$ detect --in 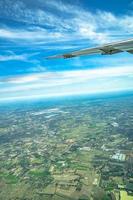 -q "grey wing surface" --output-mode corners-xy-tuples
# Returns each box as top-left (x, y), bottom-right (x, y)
(47, 38), (133, 59)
